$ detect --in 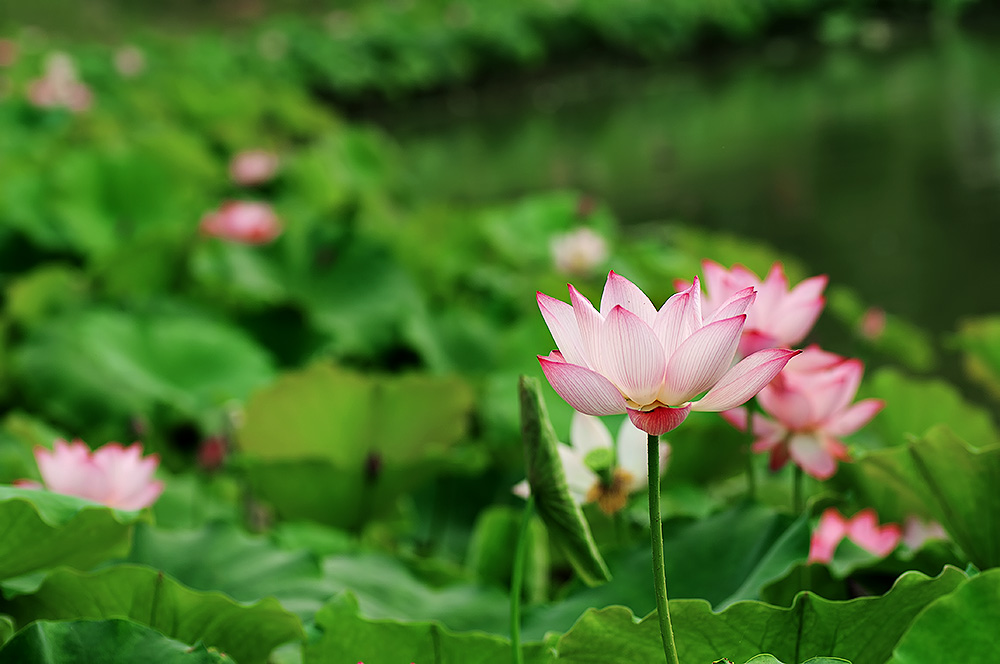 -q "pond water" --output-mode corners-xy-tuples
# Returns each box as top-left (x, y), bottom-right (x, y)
(374, 25), (1000, 337)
